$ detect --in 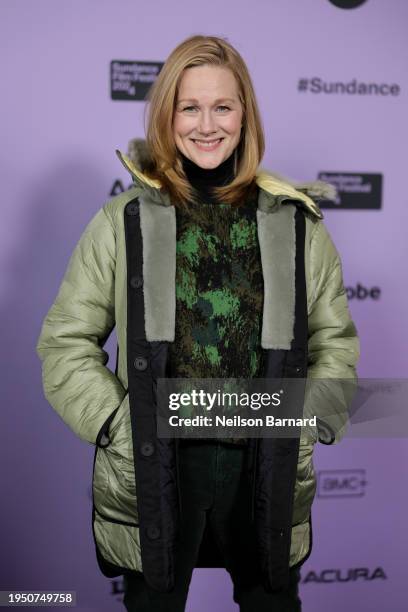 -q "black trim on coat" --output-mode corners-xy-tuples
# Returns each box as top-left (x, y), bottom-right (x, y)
(316, 418), (336, 444)
(124, 198), (179, 593)
(95, 406), (121, 448)
(247, 206), (309, 593)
